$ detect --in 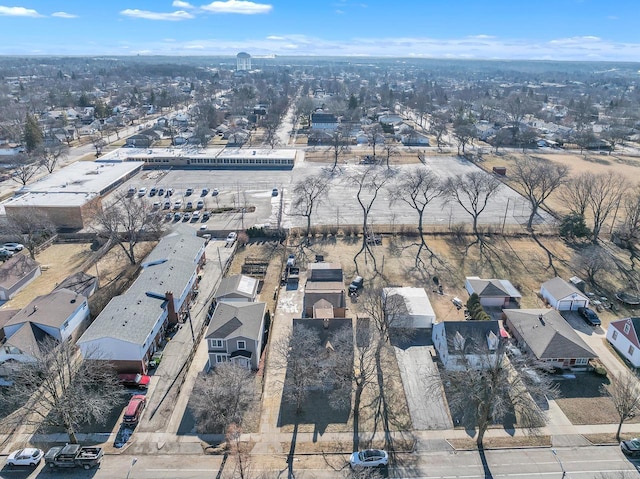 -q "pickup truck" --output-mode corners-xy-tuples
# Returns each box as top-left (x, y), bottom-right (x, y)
(44, 444), (103, 470)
